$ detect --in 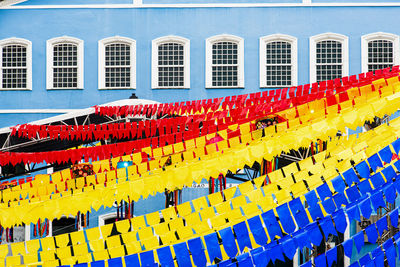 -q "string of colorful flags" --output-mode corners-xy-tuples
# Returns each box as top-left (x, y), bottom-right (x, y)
(1, 68), (400, 266)
(3, 132), (398, 266)
(1, 79), (400, 228)
(0, 104), (400, 266)
(3, 72), (400, 204)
